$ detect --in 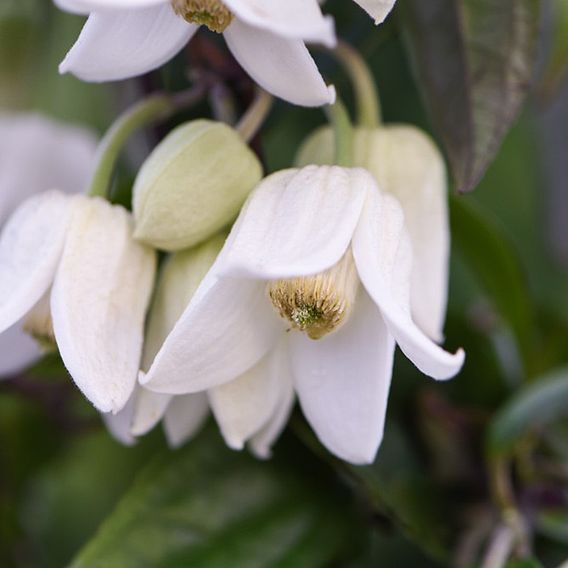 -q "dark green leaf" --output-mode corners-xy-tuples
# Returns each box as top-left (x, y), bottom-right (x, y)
(401, 0), (540, 192)
(71, 429), (355, 567)
(450, 197), (533, 374)
(505, 559), (544, 568)
(487, 367), (568, 457)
